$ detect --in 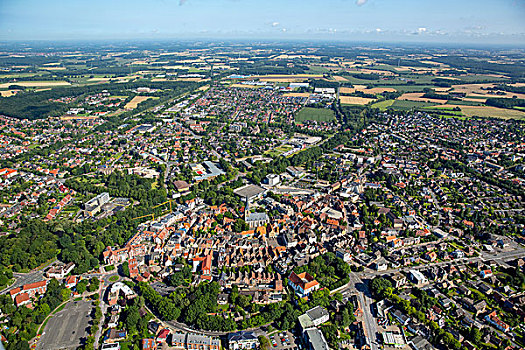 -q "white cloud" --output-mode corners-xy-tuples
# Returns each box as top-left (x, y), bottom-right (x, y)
(356, 0), (368, 6)
(417, 27), (427, 34)
(376, 28), (382, 33)
(272, 22), (280, 27)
